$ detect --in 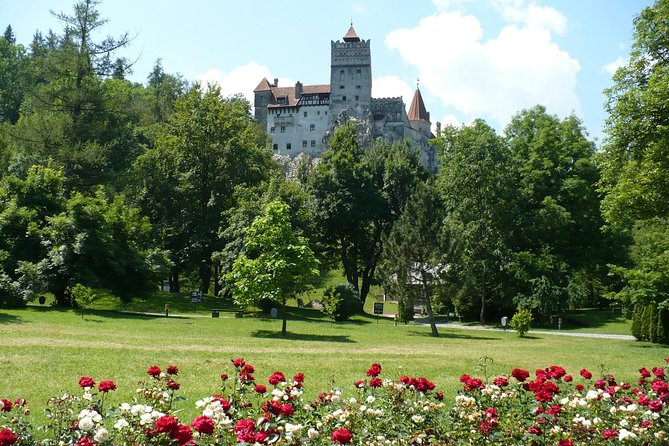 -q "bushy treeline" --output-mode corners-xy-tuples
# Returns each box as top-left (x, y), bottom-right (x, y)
(1, 0), (668, 343)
